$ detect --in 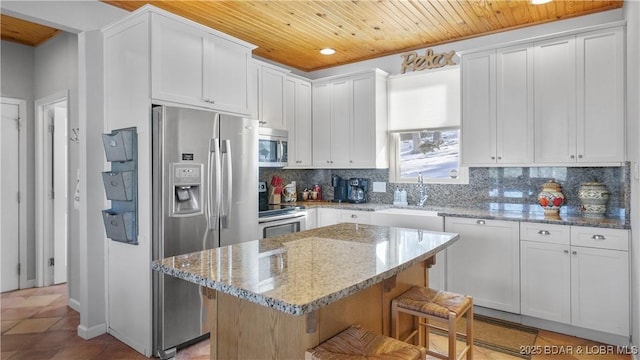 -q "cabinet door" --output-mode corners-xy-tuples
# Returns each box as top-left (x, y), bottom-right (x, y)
(295, 80), (313, 167)
(261, 67), (287, 129)
(305, 208), (317, 230)
(284, 76), (296, 160)
(208, 36), (250, 115)
(351, 74), (375, 167)
(331, 80), (352, 167)
(151, 14), (207, 106)
(520, 241), (571, 323)
(445, 218), (520, 313)
(317, 208), (340, 227)
(571, 246), (629, 336)
(312, 83), (332, 166)
(496, 44), (534, 164)
(461, 50), (496, 166)
(247, 60), (261, 119)
(576, 27), (625, 163)
(534, 36), (577, 164)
